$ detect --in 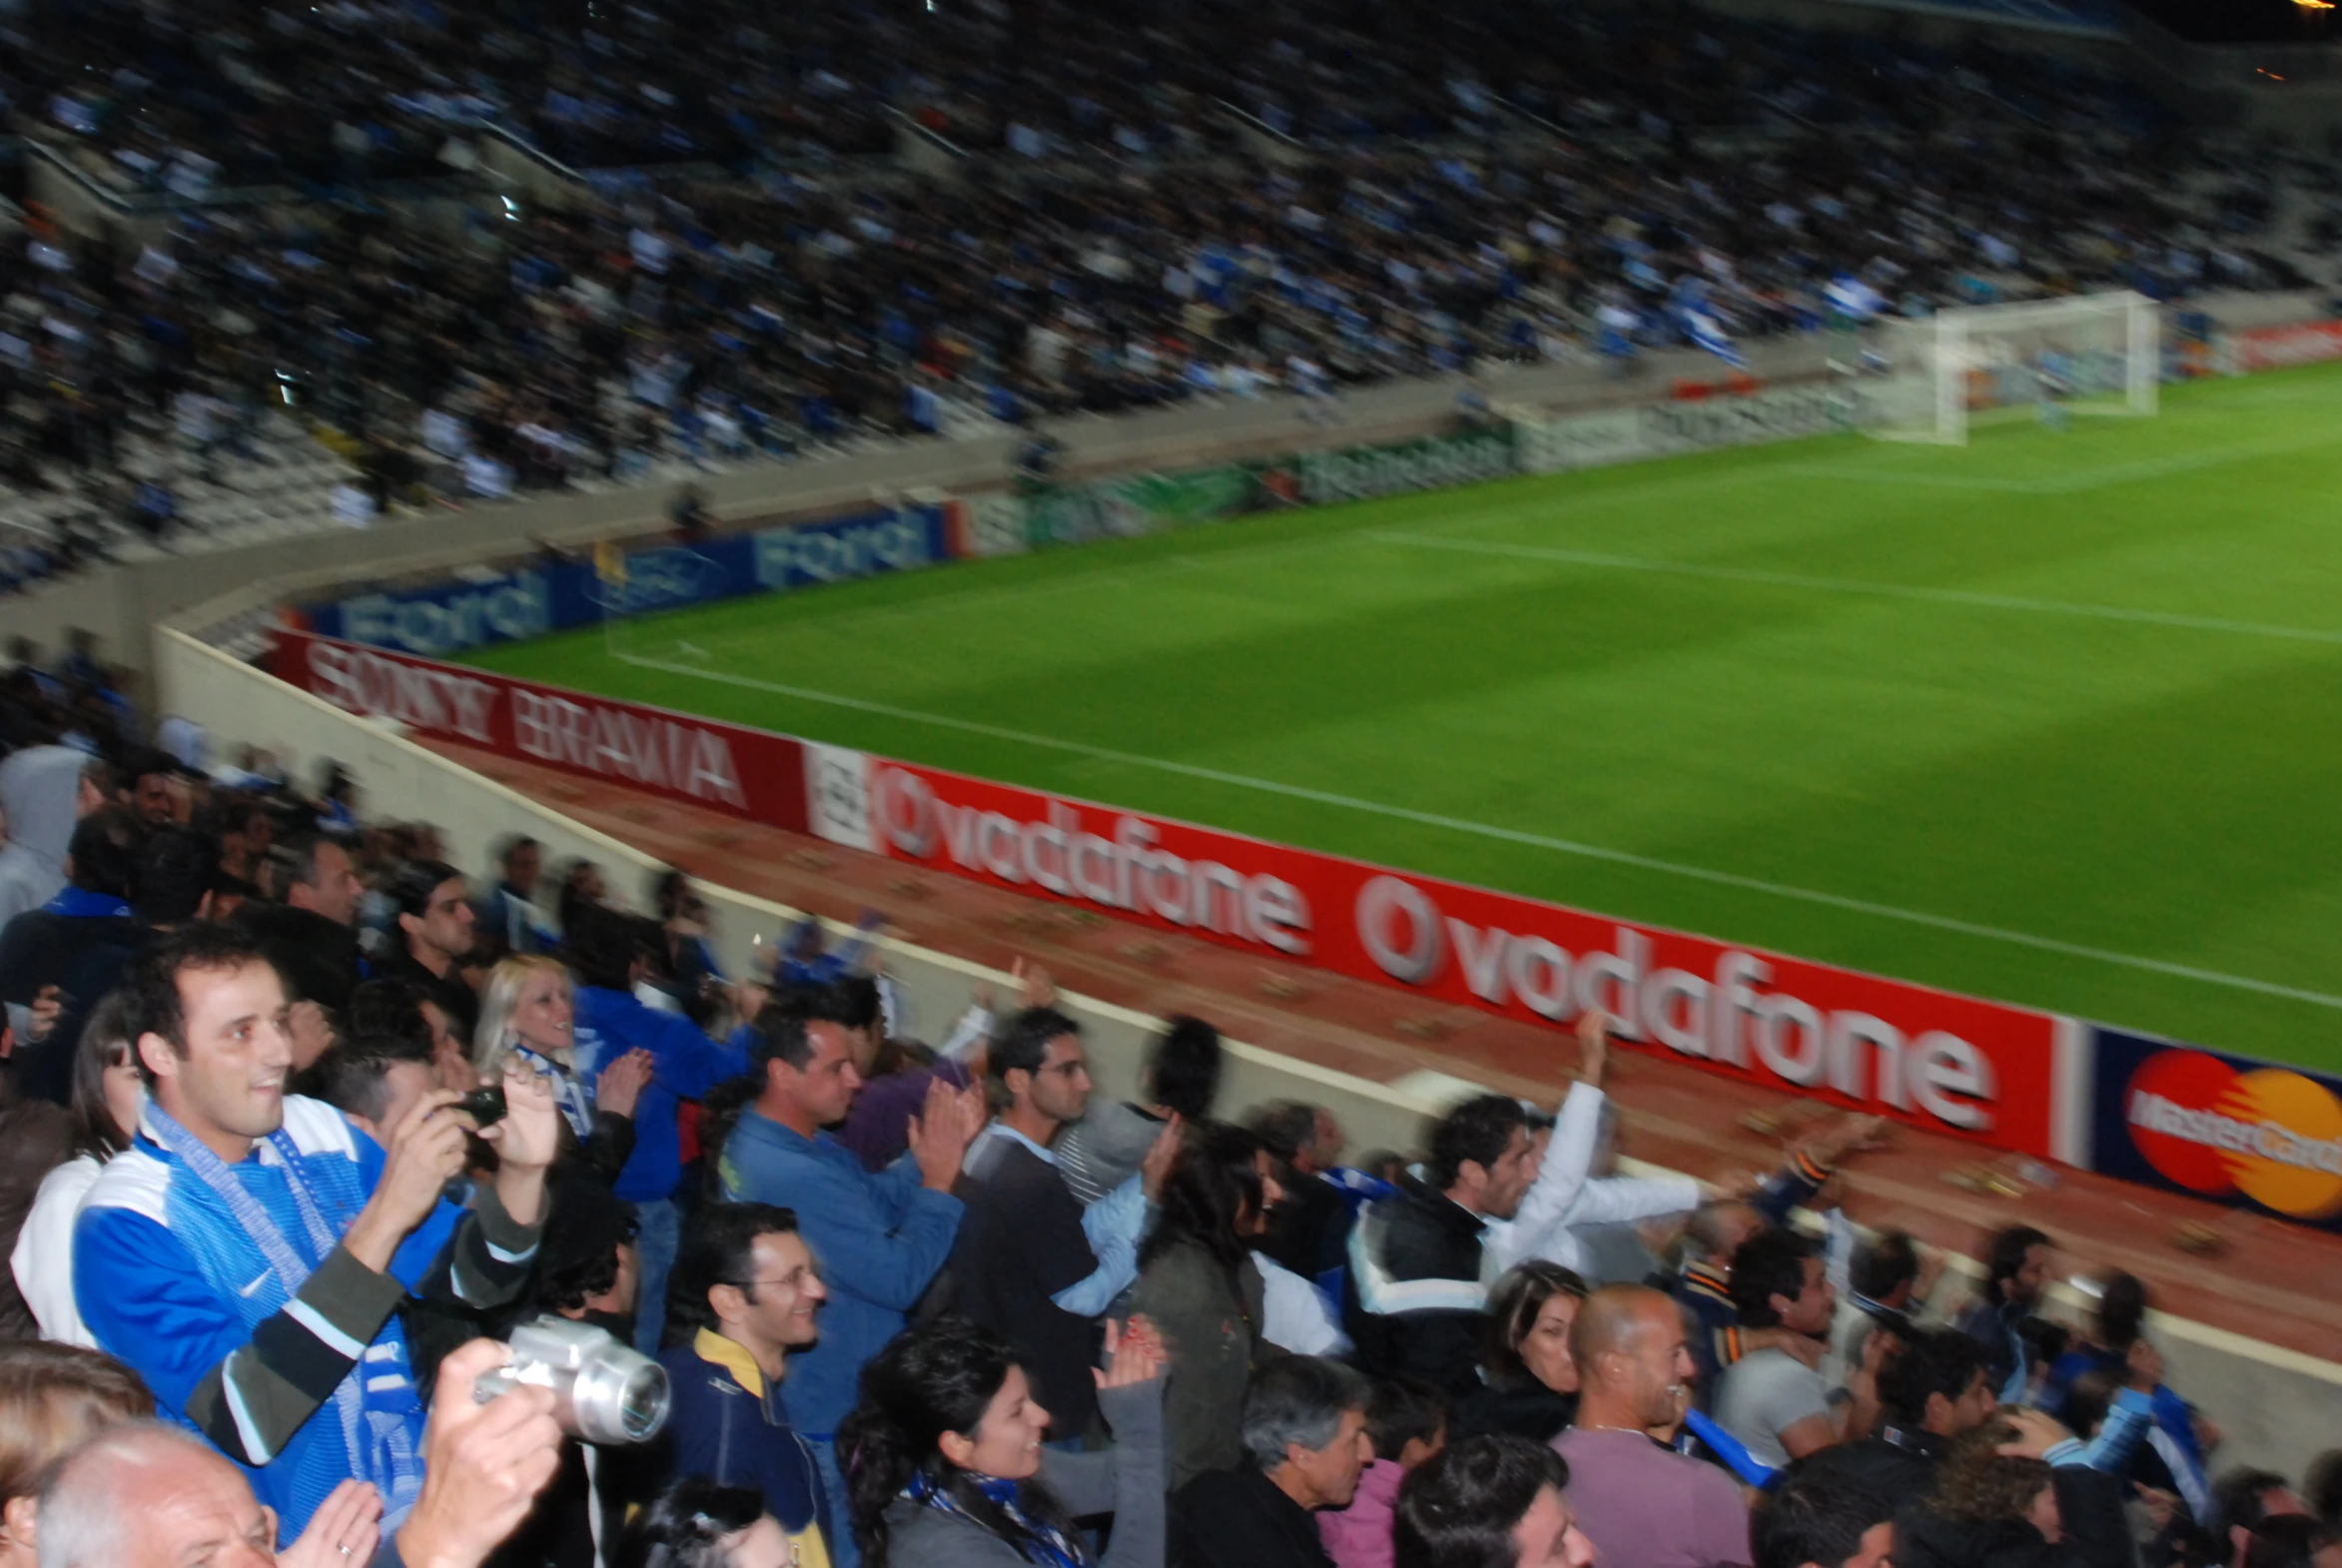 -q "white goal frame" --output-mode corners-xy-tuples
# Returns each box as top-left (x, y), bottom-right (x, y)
(1867, 291), (2159, 446)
